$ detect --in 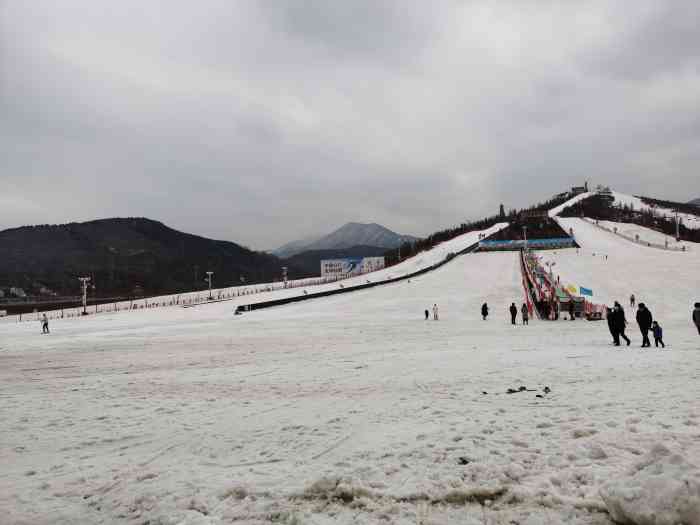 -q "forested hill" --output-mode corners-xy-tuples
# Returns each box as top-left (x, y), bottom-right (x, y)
(0, 218), (299, 297)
